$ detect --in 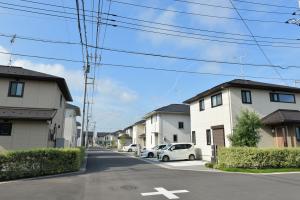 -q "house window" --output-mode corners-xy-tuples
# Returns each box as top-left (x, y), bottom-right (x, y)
(211, 93), (222, 107)
(173, 134), (178, 142)
(178, 122), (184, 129)
(151, 116), (153, 124)
(199, 99), (205, 111)
(206, 129), (211, 145)
(296, 127), (300, 142)
(241, 90), (252, 104)
(270, 93), (295, 103)
(191, 131), (196, 144)
(8, 81), (24, 97)
(0, 123), (12, 136)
